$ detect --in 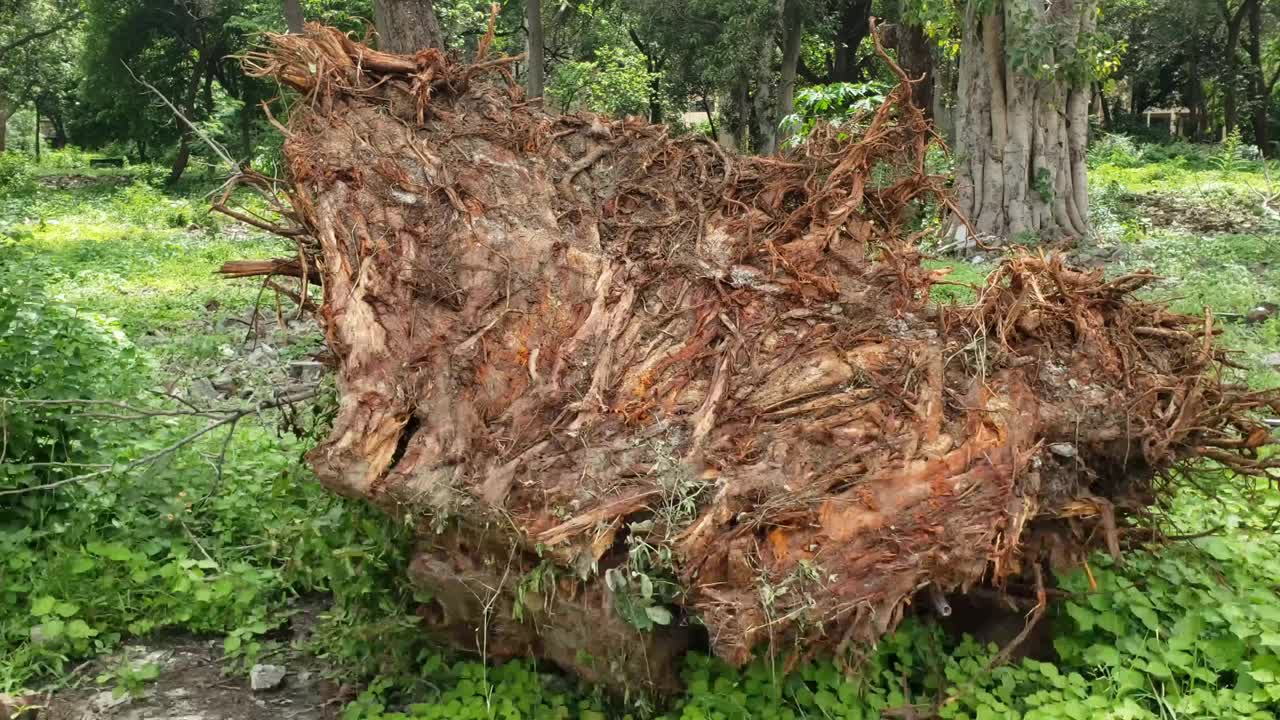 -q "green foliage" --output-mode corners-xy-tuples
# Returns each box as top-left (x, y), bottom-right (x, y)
(0, 152), (35, 195)
(95, 659), (161, 700)
(925, 259), (992, 305)
(109, 181), (217, 230)
(548, 45), (656, 118)
(0, 242), (141, 499)
(604, 534), (680, 632)
(0, 176), (374, 693)
(1033, 167), (1054, 204)
(341, 658), (610, 720)
(779, 81), (891, 146)
(1087, 133), (1145, 168)
(34, 147), (97, 170)
(1212, 130), (1257, 176)
(1046, 484), (1280, 720)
